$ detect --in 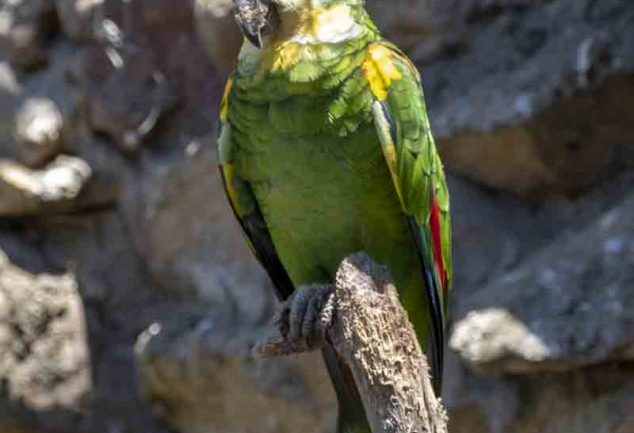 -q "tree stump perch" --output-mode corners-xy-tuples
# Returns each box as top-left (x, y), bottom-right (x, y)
(254, 252), (448, 433)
